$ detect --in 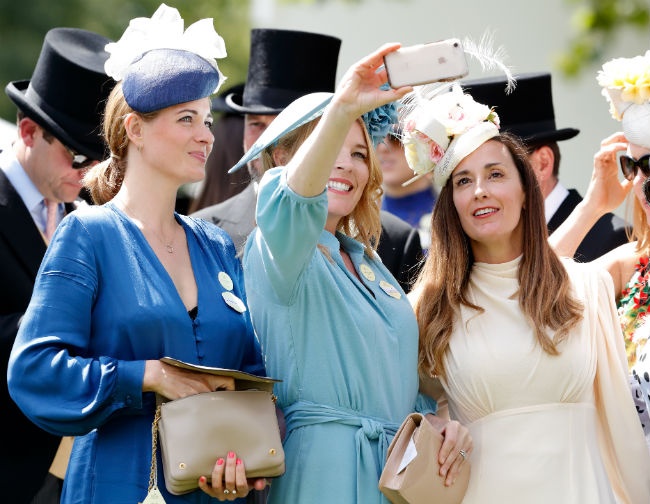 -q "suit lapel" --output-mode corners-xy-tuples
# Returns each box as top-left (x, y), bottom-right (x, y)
(0, 170), (47, 279)
(547, 189), (582, 234)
